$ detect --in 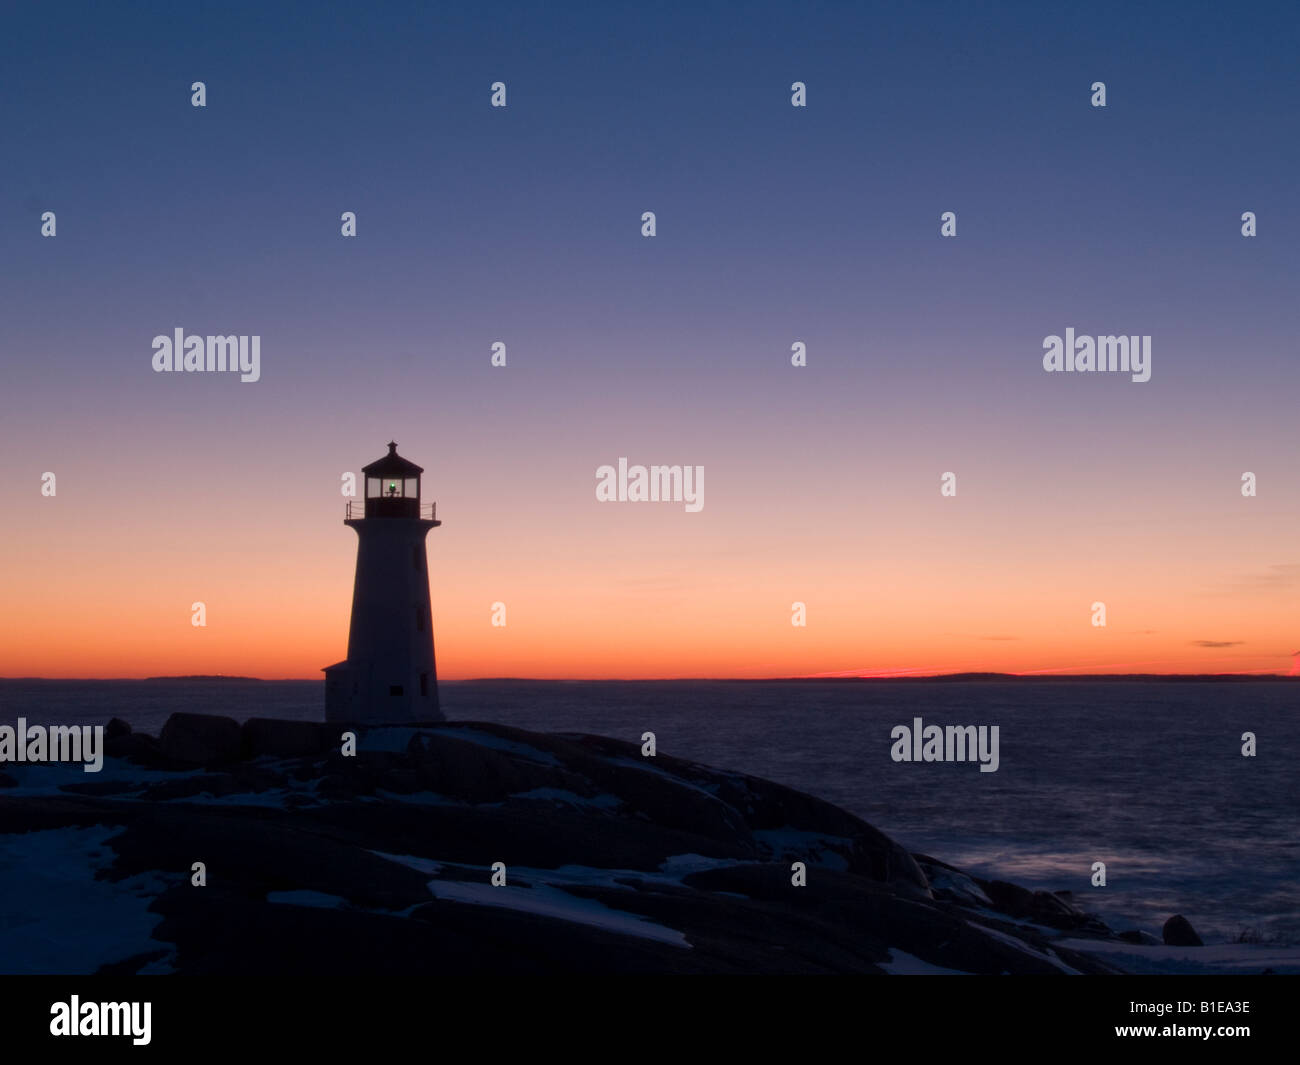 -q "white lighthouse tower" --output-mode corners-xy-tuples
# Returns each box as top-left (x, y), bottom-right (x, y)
(324, 442), (444, 724)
